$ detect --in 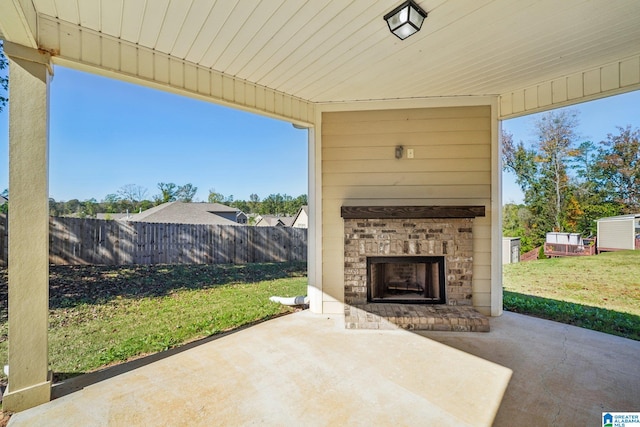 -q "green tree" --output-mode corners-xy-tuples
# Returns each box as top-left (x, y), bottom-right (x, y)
(502, 203), (536, 252)
(597, 126), (640, 212)
(260, 193), (286, 215)
(248, 193), (260, 213)
(0, 41), (8, 113)
(139, 199), (154, 211)
(81, 198), (99, 218)
(208, 189), (225, 204)
(0, 188), (8, 214)
(502, 129), (537, 194)
(502, 129), (546, 246)
(258, 193), (307, 216)
(102, 193), (122, 213)
(230, 199), (251, 214)
(533, 110), (579, 231)
(292, 194), (308, 213)
(48, 198), (60, 216)
(503, 111), (581, 245)
(156, 183), (197, 204)
(568, 140), (617, 235)
(155, 182), (178, 204)
(175, 183), (197, 202)
(65, 199), (81, 216)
